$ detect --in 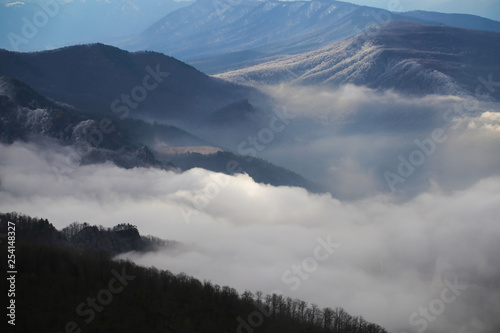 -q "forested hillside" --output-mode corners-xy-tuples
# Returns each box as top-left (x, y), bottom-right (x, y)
(0, 212), (388, 333)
